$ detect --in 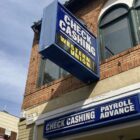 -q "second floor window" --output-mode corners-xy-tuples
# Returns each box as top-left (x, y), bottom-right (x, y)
(99, 5), (134, 60)
(37, 59), (69, 87)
